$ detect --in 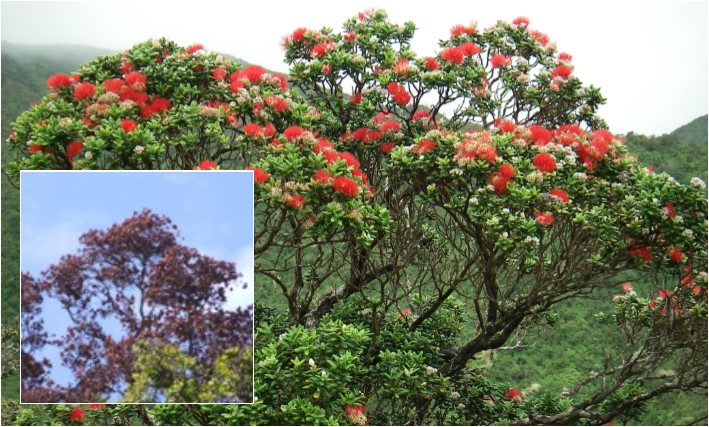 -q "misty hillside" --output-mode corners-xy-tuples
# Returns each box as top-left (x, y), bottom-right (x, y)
(671, 114), (708, 145)
(625, 115), (708, 185)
